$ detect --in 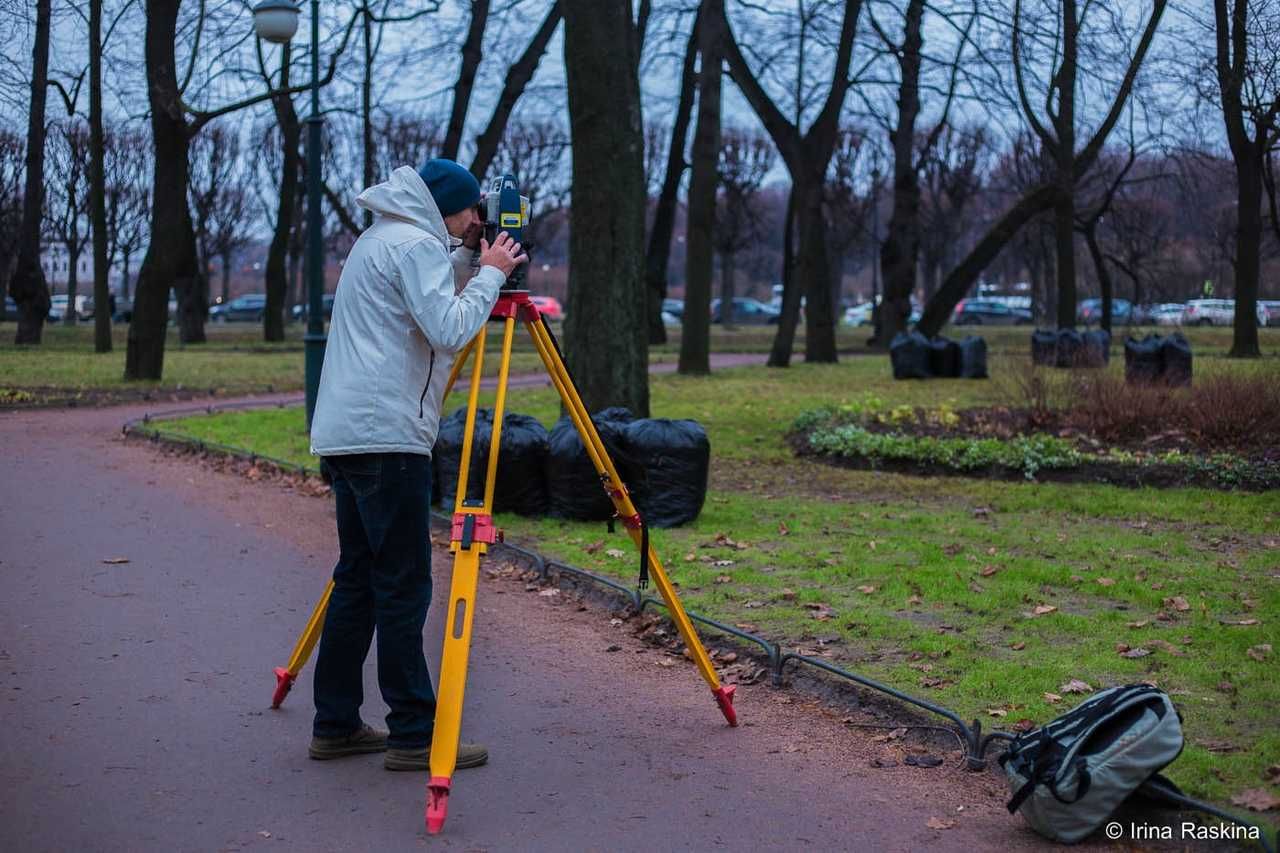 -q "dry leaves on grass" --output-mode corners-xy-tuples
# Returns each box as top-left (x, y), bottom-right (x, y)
(1247, 644), (1272, 662)
(1231, 788), (1280, 812)
(1043, 692), (1063, 704)
(714, 575), (733, 584)
(980, 565), (1000, 577)
(1220, 618), (1261, 626)
(1116, 645), (1151, 659)
(1027, 604), (1058, 617)
(1011, 641), (1026, 651)
(1060, 679), (1093, 694)
(857, 585), (877, 594)
(1096, 577), (1116, 587)
(604, 548), (626, 559)
(1164, 595), (1192, 612)
(778, 521), (790, 536)
(583, 540), (604, 554)
(805, 602), (835, 621)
